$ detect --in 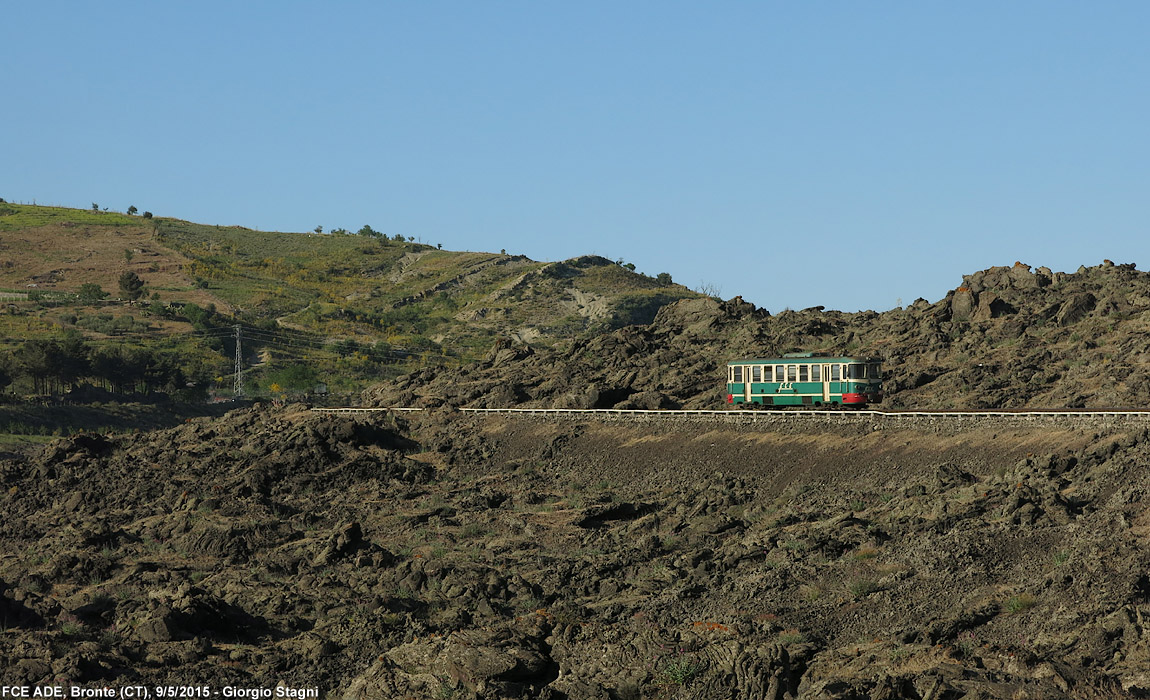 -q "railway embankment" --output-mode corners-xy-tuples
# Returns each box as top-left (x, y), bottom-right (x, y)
(437, 410), (1105, 488)
(2, 403), (1149, 697)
